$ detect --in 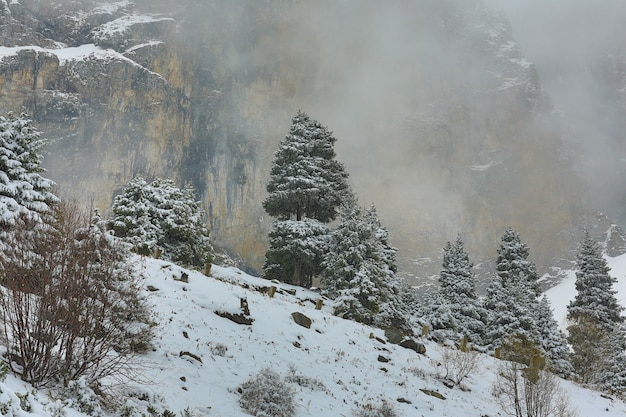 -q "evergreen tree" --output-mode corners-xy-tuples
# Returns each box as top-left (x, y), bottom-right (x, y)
(109, 176), (213, 268)
(483, 229), (549, 352)
(566, 231), (626, 392)
(535, 296), (574, 377)
(322, 204), (400, 327)
(0, 113), (58, 261)
(426, 236), (486, 345)
(263, 111), (350, 286)
(263, 218), (329, 286)
(567, 231), (624, 327)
